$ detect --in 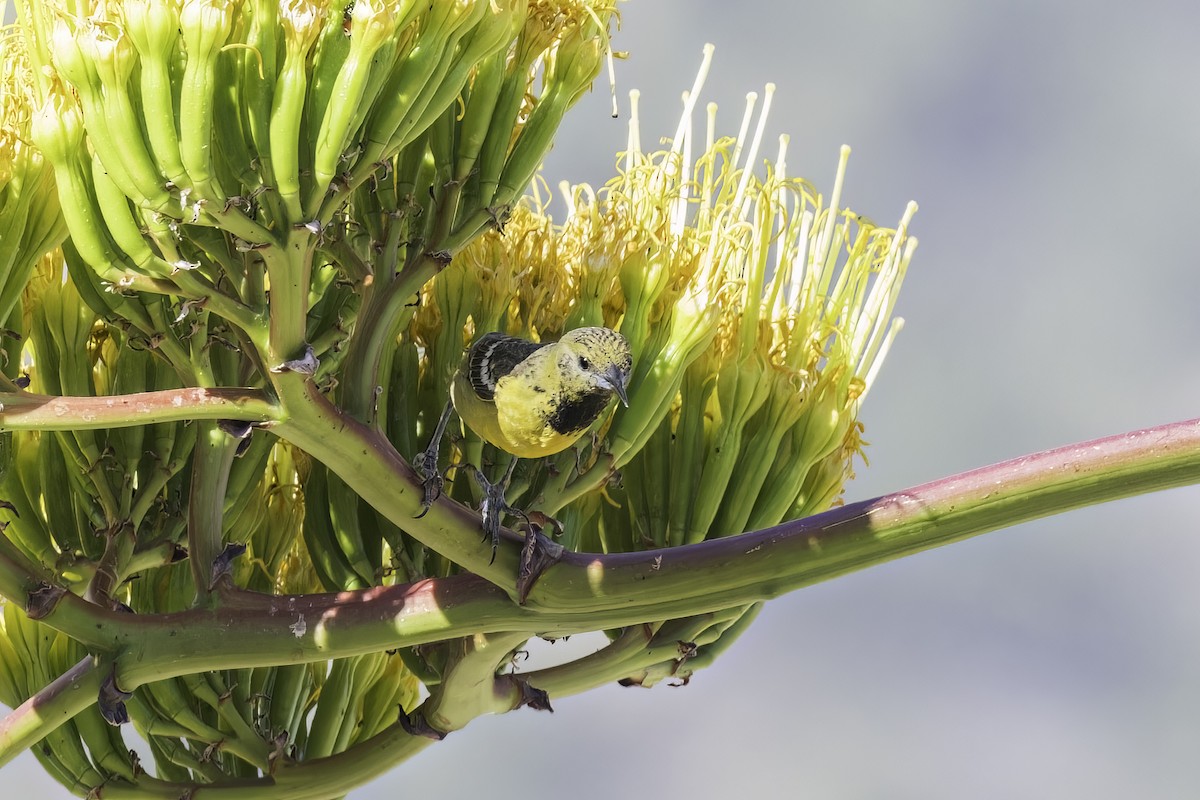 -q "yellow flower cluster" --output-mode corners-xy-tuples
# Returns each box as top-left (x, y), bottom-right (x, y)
(0, 21), (66, 336)
(403, 47), (917, 553)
